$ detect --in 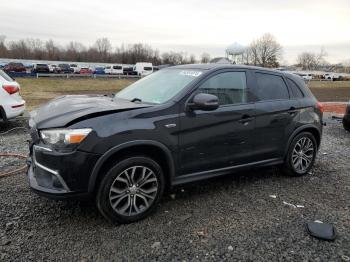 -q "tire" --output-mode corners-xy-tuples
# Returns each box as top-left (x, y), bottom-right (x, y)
(343, 117), (350, 132)
(283, 132), (317, 176)
(96, 156), (165, 224)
